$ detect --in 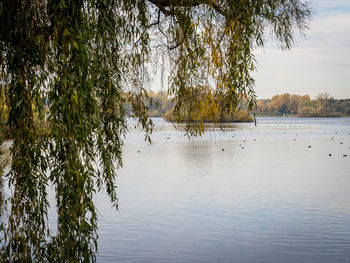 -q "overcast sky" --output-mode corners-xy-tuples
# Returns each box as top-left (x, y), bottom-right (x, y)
(150, 0), (350, 99)
(253, 0), (350, 99)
